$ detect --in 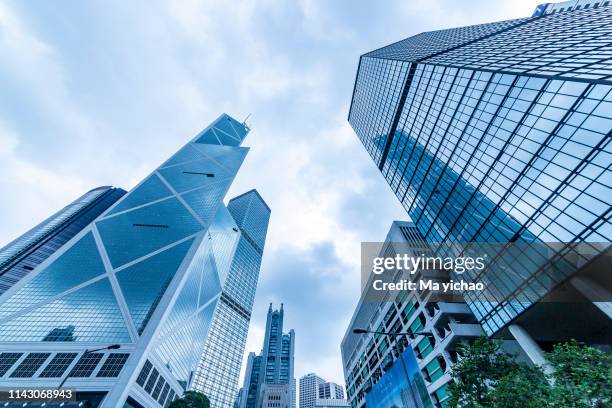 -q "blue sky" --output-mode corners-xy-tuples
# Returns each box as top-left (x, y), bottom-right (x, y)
(0, 0), (538, 386)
